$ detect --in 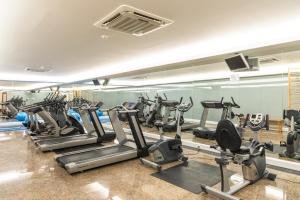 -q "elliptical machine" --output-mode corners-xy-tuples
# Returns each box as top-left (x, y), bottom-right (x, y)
(201, 113), (276, 200)
(142, 94), (163, 127)
(279, 109), (300, 160)
(154, 94), (183, 134)
(141, 93), (180, 128)
(121, 95), (150, 123)
(140, 97), (193, 171)
(162, 97), (193, 132)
